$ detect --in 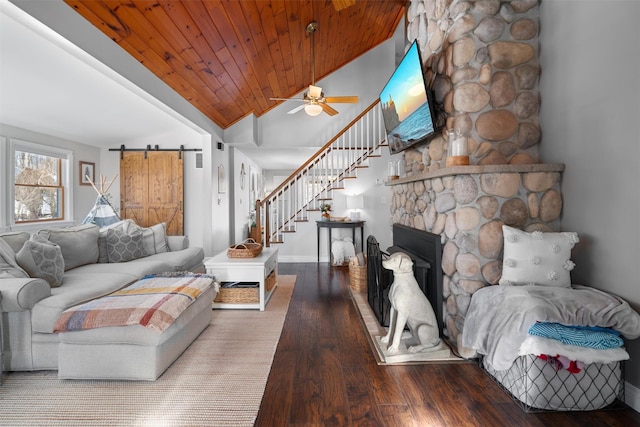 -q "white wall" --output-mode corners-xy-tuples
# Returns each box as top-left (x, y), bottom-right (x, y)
(258, 39), (398, 150)
(275, 149), (394, 263)
(0, 124), (100, 230)
(231, 148), (262, 244)
(539, 0), (640, 392)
